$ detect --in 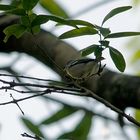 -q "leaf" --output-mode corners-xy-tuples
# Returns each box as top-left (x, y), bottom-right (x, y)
(58, 113), (93, 140)
(59, 19), (95, 28)
(40, 106), (77, 125)
(99, 27), (111, 37)
(32, 15), (93, 28)
(31, 15), (49, 26)
(99, 40), (110, 47)
(39, 0), (69, 18)
(21, 16), (30, 27)
(31, 25), (40, 34)
(3, 24), (27, 42)
(135, 109), (140, 139)
(109, 47), (126, 72)
(59, 27), (98, 39)
(22, 0), (39, 10)
(80, 45), (99, 57)
(0, 4), (15, 11)
(21, 117), (45, 138)
(32, 15), (68, 27)
(105, 32), (140, 38)
(102, 6), (132, 25)
(6, 8), (26, 15)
